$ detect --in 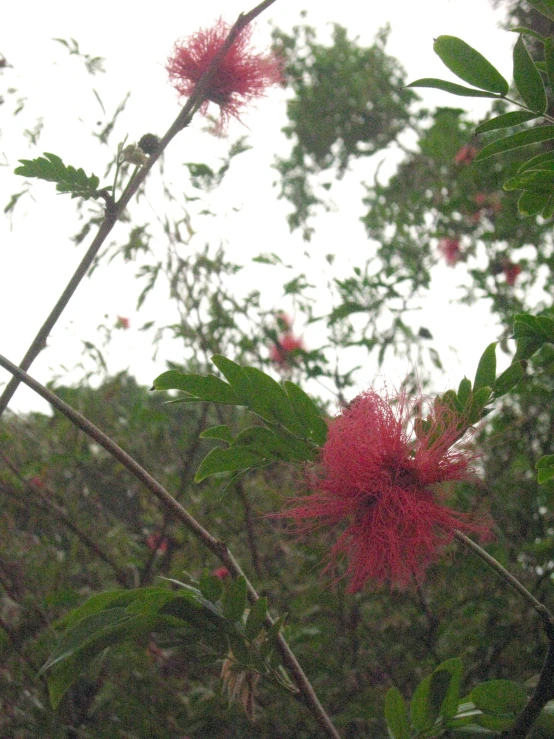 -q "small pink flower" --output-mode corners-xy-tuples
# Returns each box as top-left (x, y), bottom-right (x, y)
(438, 238), (462, 266)
(502, 261), (522, 285)
(281, 390), (491, 591)
(474, 193), (487, 207)
(213, 566), (230, 579)
(167, 18), (281, 130)
(455, 144), (477, 165)
(116, 316), (130, 330)
(270, 333), (305, 366)
(146, 533), (168, 554)
(29, 476), (44, 489)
